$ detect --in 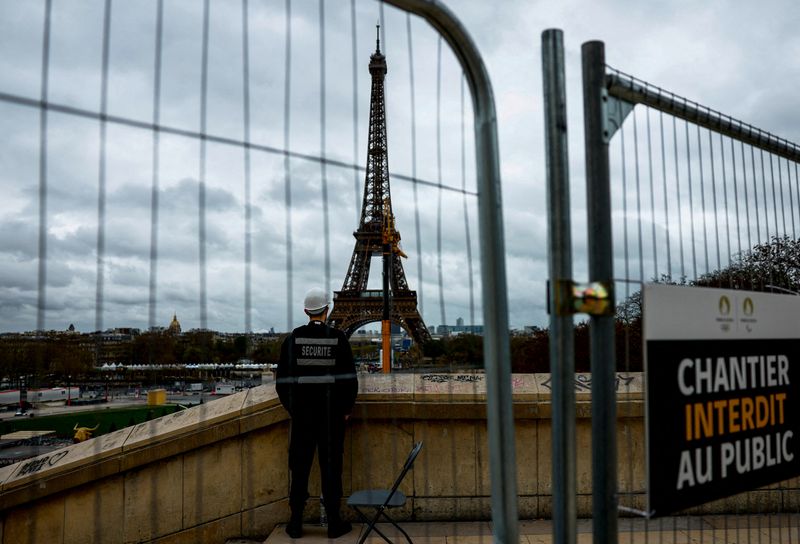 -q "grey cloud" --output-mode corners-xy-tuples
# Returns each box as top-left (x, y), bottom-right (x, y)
(0, 260), (40, 291)
(2, 1), (800, 331)
(0, 219), (39, 260)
